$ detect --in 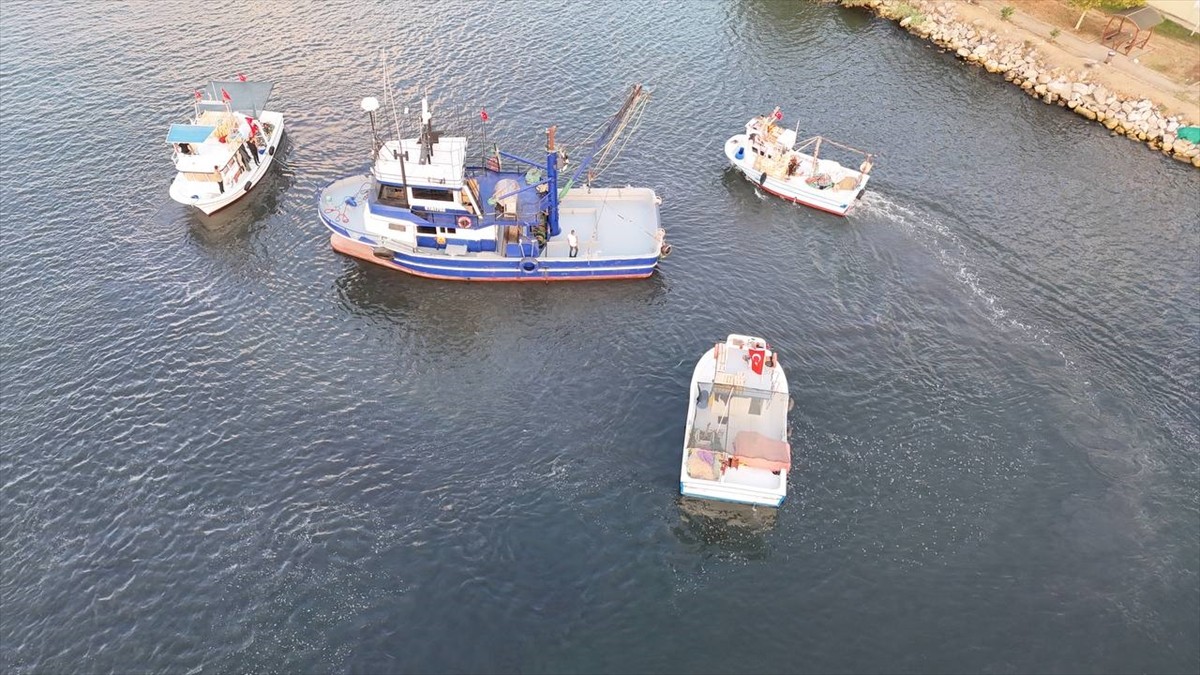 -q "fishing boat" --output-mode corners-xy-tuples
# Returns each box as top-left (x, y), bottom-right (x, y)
(166, 78), (284, 214)
(724, 108), (874, 216)
(680, 334), (791, 507)
(318, 85), (670, 281)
